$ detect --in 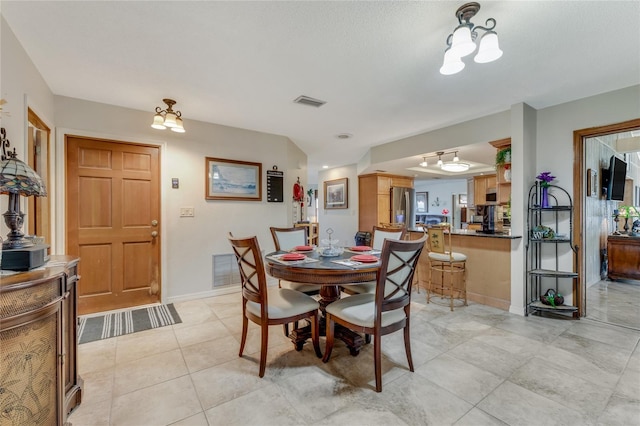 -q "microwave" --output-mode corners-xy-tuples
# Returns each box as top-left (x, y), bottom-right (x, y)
(486, 188), (497, 203)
